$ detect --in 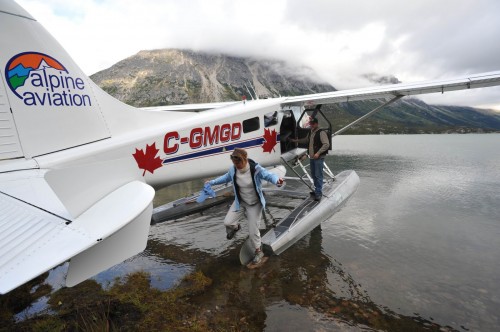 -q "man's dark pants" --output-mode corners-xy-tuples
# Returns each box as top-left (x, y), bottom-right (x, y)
(310, 158), (324, 197)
